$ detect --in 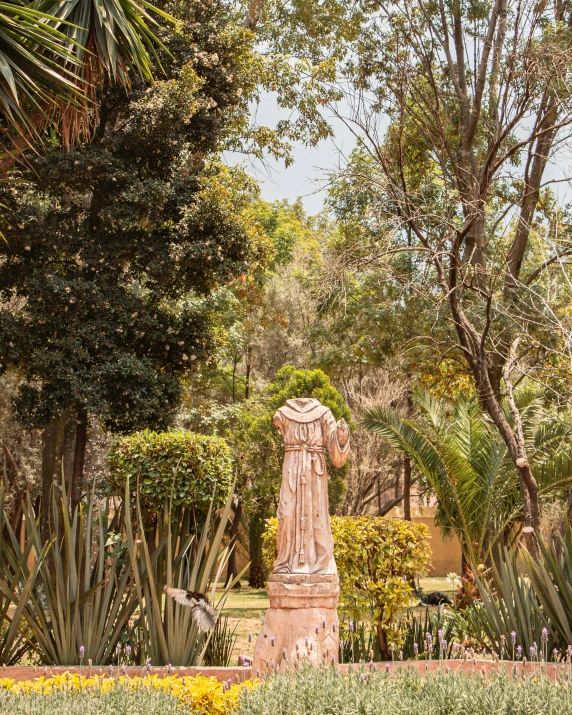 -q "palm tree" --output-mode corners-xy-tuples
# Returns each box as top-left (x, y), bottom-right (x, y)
(362, 389), (572, 567)
(0, 0), (168, 143)
(0, 2), (80, 137)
